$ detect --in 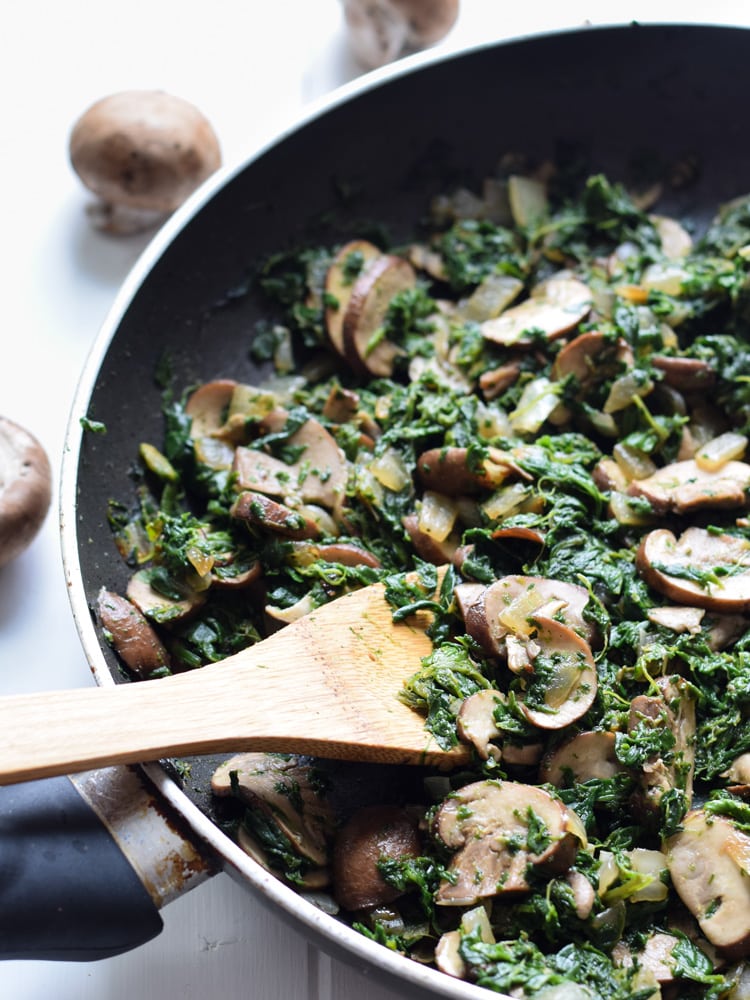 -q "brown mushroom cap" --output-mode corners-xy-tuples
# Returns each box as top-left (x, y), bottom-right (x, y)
(636, 526), (750, 612)
(341, 253), (416, 377)
(433, 779), (580, 905)
(0, 416), (52, 568)
(666, 808), (750, 958)
(332, 804), (421, 912)
(69, 89), (221, 216)
(342, 0), (459, 70)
